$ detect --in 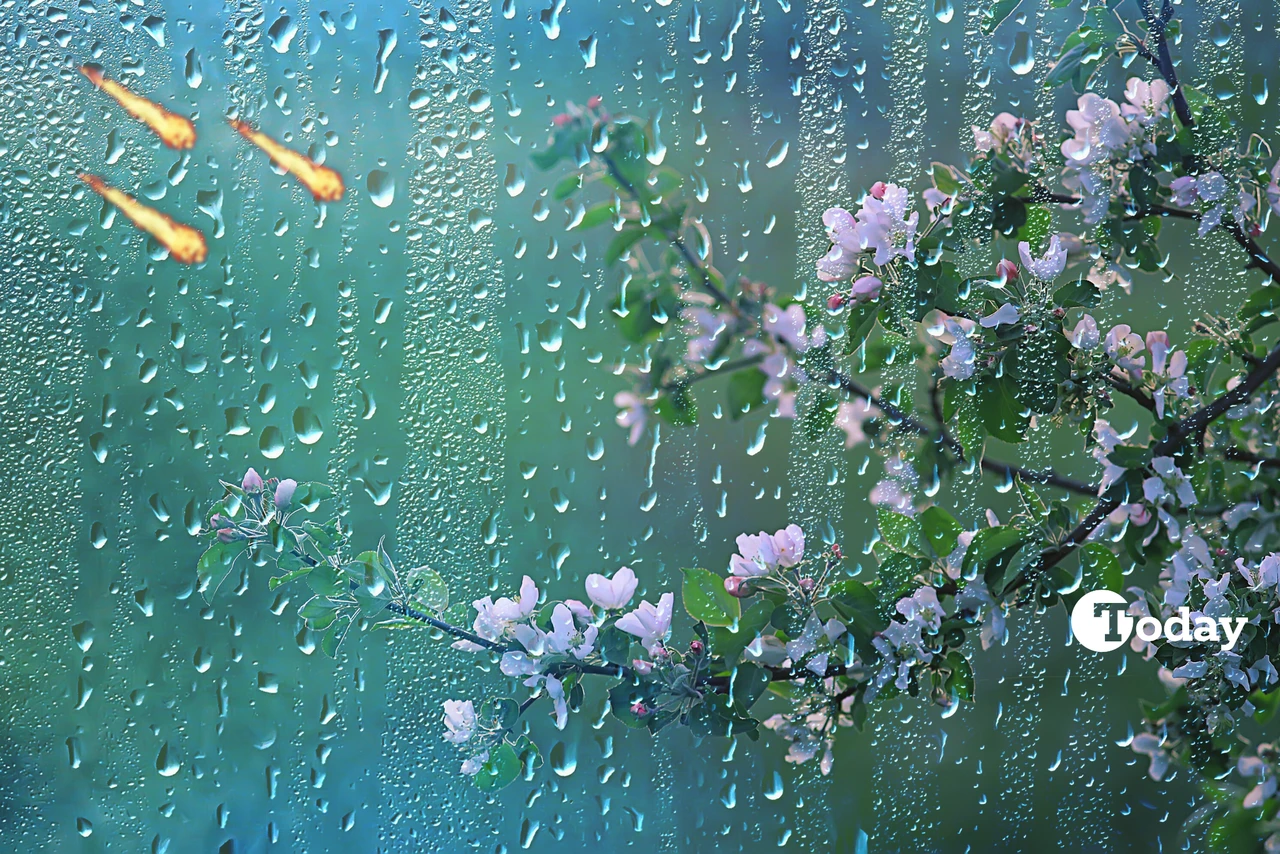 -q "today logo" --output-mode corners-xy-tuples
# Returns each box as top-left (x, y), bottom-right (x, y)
(1070, 589), (1248, 654)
